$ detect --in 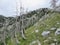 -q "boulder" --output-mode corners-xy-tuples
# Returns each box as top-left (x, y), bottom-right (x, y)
(57, 22), (60, 24)
(55, 28), (60, 35)
(44, 39), (48, 43)
(50, 27), (57, 31)
(41, 31), (50, 37)
(30, 40), (41, 45)
(35, 30), (39, 33)
(56, 21), (60, 24)
(50, 43), (55, 45)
